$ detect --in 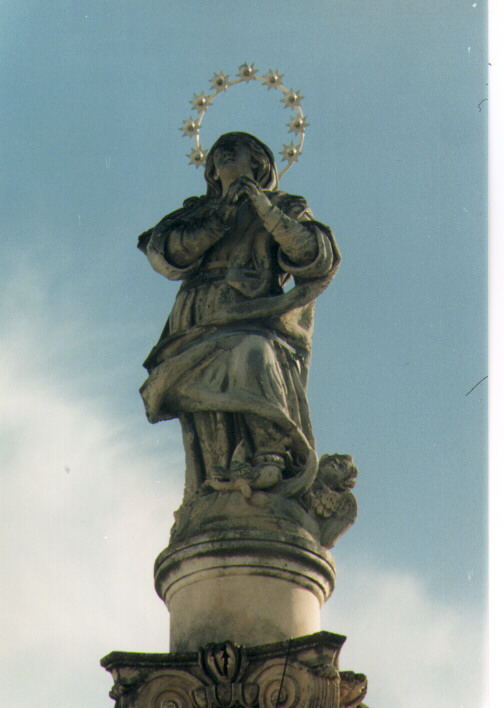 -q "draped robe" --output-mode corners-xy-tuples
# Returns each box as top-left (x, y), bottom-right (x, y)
(138, 190), (340, 493)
